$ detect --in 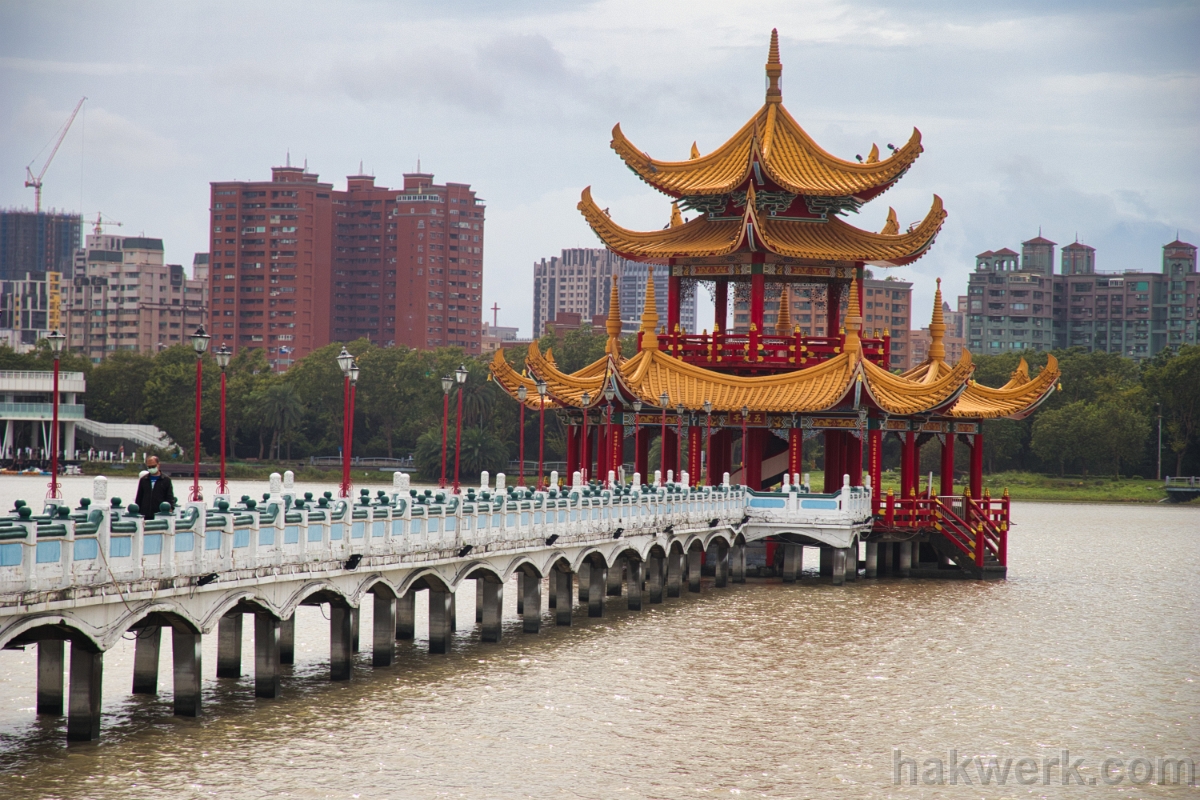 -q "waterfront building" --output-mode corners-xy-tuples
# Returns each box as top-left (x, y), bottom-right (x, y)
(64, 234), (208, 362)
(0, 368), (84, 461)
(0, 270), (61, 351)
(492, 29), (1058, 515)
